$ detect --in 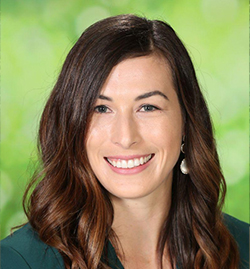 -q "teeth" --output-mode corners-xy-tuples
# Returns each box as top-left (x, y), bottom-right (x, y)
(121, 160), (127, 168)
(127, 160), (134, 168)
(134, 158), (140, 167)
(107, 154), (152, 169)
